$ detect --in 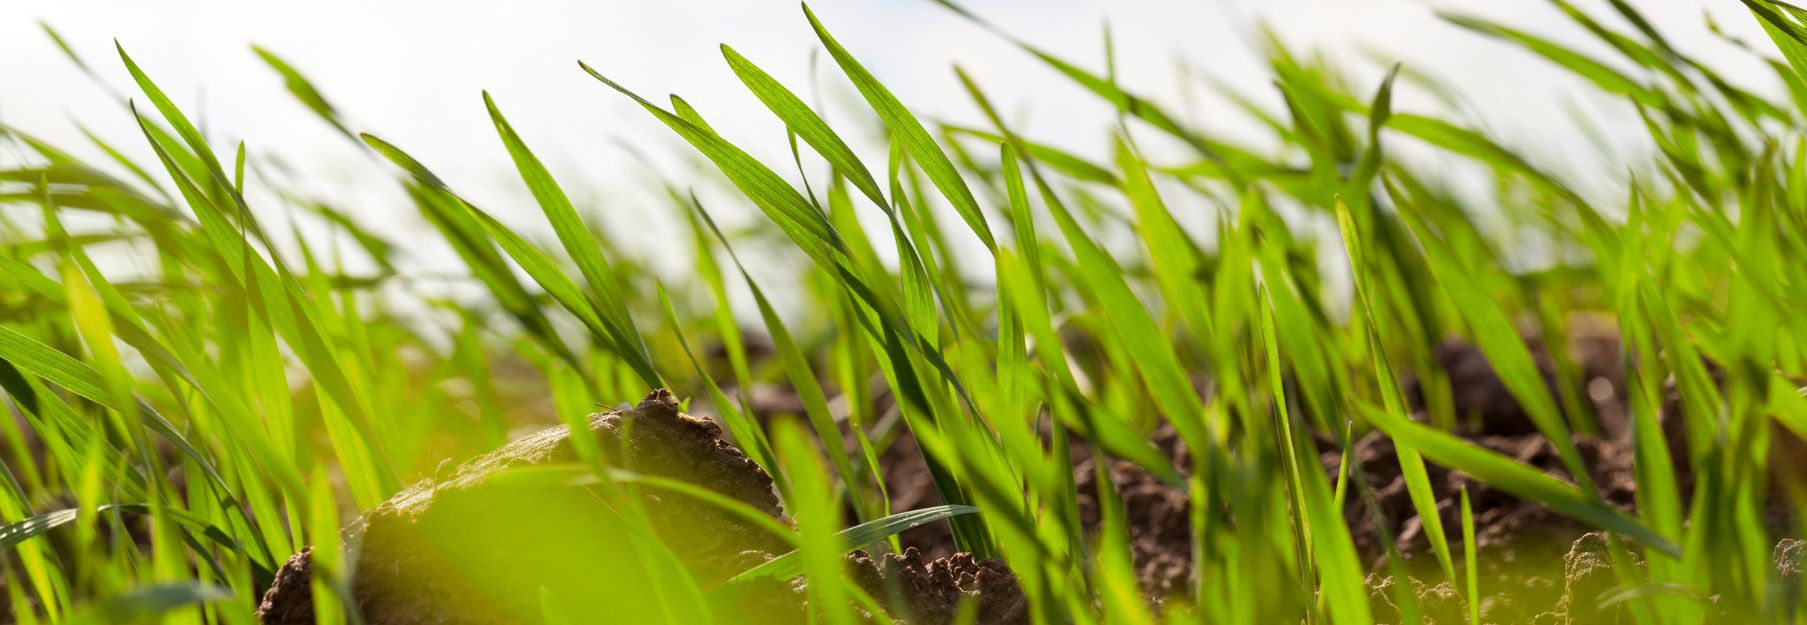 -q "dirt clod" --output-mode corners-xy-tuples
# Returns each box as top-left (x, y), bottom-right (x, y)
(259, 390), (792, 624)
(258, 390), (1022, 624)
(258, 549), (316, 625)
(849, 547), (1029, 625)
